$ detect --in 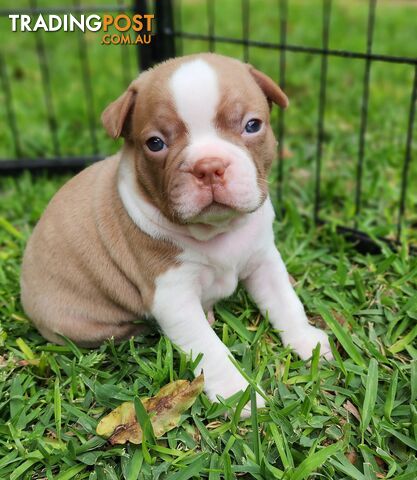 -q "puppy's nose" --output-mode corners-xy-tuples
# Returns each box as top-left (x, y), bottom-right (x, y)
(192, 158), (227, 185)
